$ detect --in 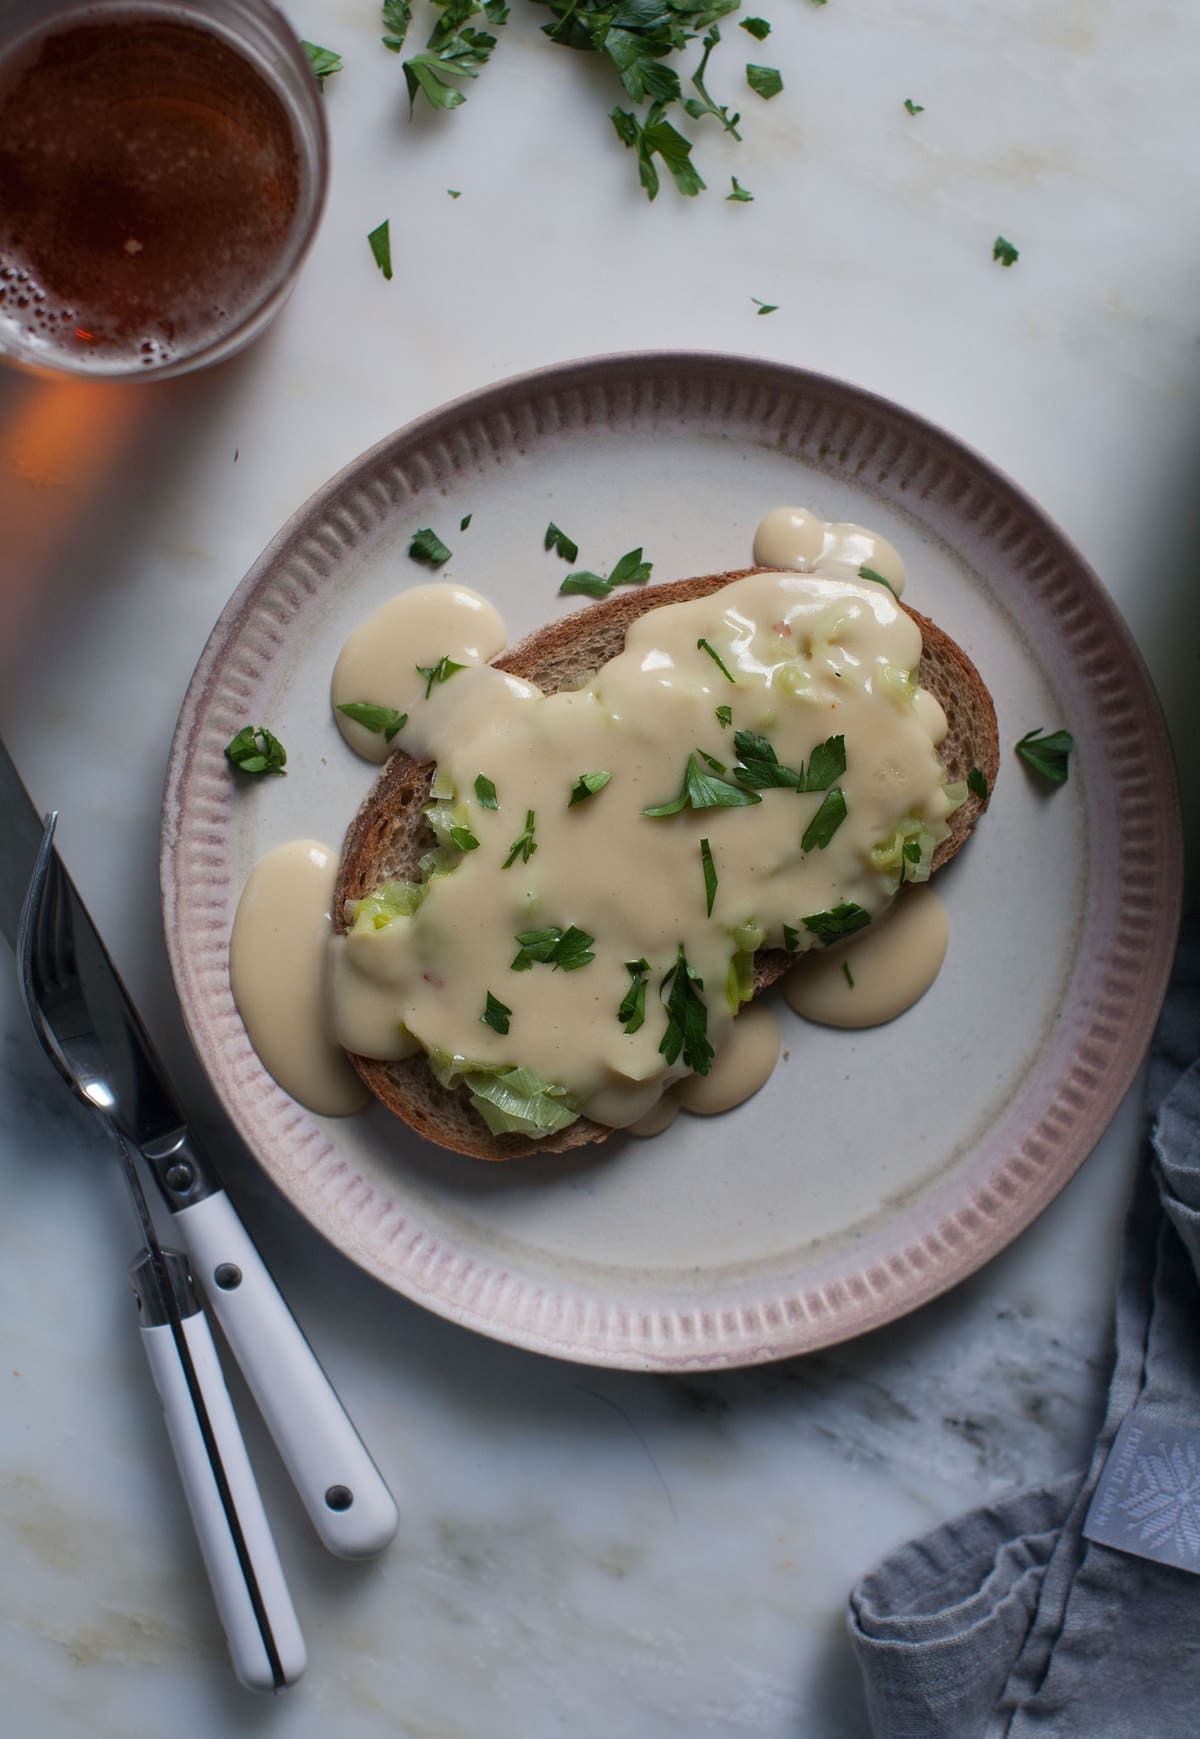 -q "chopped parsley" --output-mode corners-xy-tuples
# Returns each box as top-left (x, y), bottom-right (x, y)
(415, 654), (466, 698)
(803, 904), (871, 945)
(740, 17), (771, 40)
(618, 958), (650, 1033)
(782, 924), (800, 952)
(1015, 727), (1073, 785)
(460, 512), (472, 530)
(751, 297), (779, 315)
(993, 235), (1019, 268)
(659, 945), (713, 1075)
(449, 824), (479, 851)
(381, 0), (414, 54)
(502, 808), (537, 867)
(801, 788), (847, 852)
(398, 1), (507, 114)
(898, 837), (923, 885)
(858, 563), (900, 599)
(481, 991), (512, 1034)
(544, 521), (579, 563)
(967, 766), (988, 800)
(336, 701), (407, 741)
(302, 41), (343, 84)
(611, 103), (705, 202)
(802, 734), (847, 792)
(727, 176), (754, 202)
(560, 546), (652, 599)
(367, 219), (393, 281)
(842, 960), (855, 988)
(448, 188), (462, 197)
(746, 64), (783, 100)
(715, 704), (733, 729)
(569, 770), (612, 806)
(696, 747), (726, 773)
(904, 98), (924, 115)
(700, 837), (718, 915)
(409, 527), (452, 567)
(683, 25), (743, 141)
(644, 754), (763, 817)
(225, 725), (286, 777)
(732, 729), (803, 790)
(511, 924), (596, 971)
(474, 773), (499, 808)
(697, 637), (736, 683)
